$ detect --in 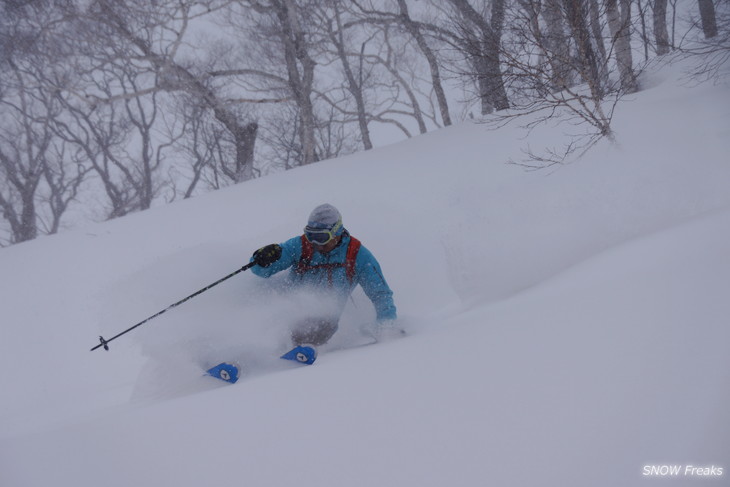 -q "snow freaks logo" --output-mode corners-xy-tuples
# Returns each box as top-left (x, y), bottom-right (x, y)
(642, 465), (724, 478)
